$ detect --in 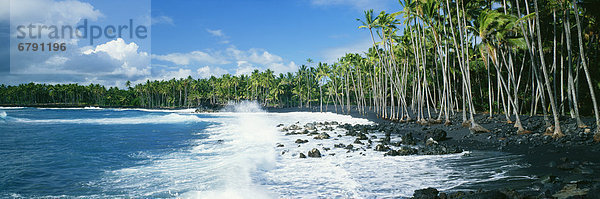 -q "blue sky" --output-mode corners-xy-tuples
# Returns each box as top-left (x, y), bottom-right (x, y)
(0, 0), (401, 87)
